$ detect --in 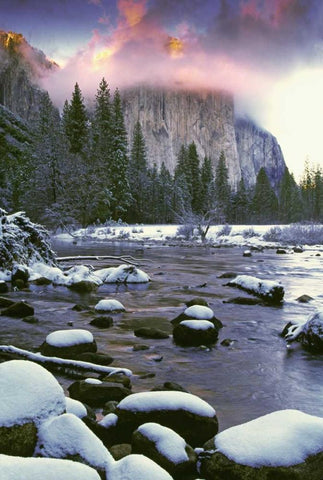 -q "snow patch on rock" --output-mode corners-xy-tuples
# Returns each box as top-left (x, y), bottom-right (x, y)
(106, 453), (173, 480)
(183, 305), (214, 320)
(95, 264), (150, 283)
(65, 397), (87, 419)
(46, 329), (94, 347)
(94, 299), (125, 312)
(180, 320), (215, 330)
